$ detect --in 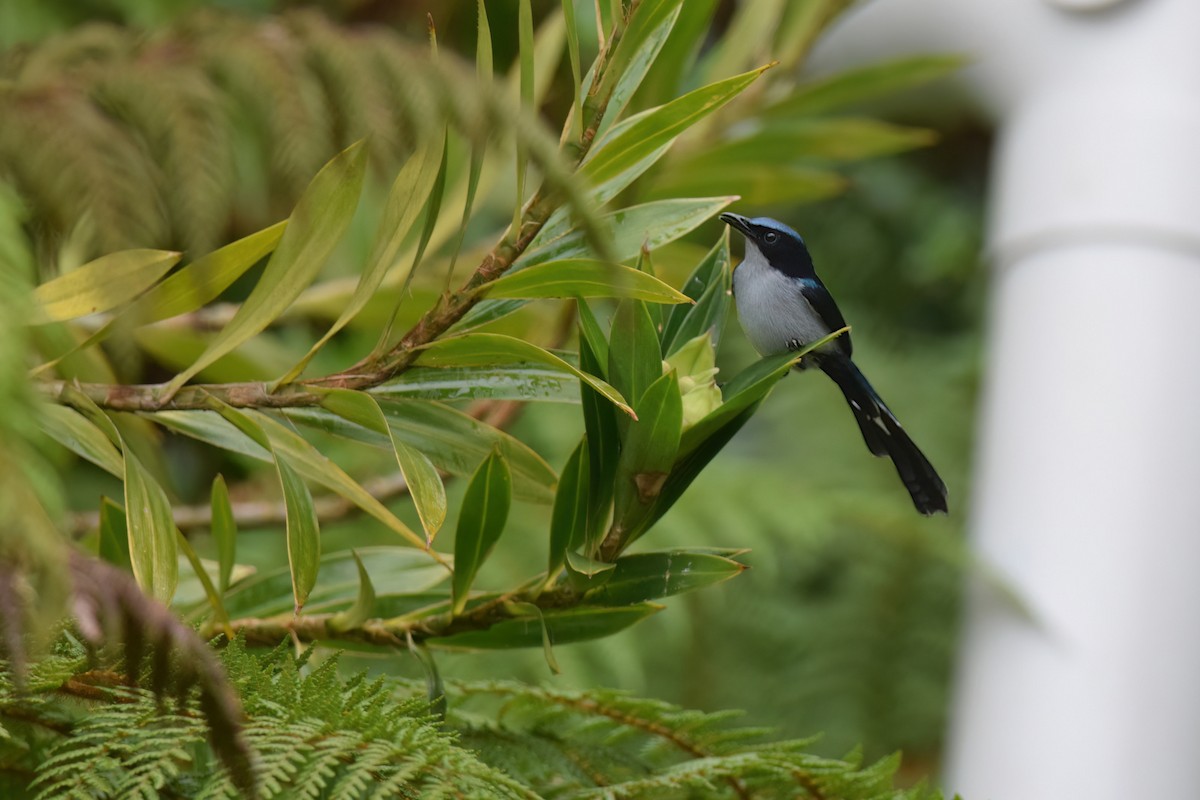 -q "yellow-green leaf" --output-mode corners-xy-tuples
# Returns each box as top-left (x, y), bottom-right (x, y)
(164, 141), (367, 397)
(122, 443), (179, 603)
(585, 65), (770, 194)
(431, 603), (661, 649)
(210, 474), (236, 594)
(32, 249), (180, 323)
(611, 370), (683, 545)
(278, 456), (319, 612)
(481, 259), (690, 304)
(39, 404), (123, 477)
